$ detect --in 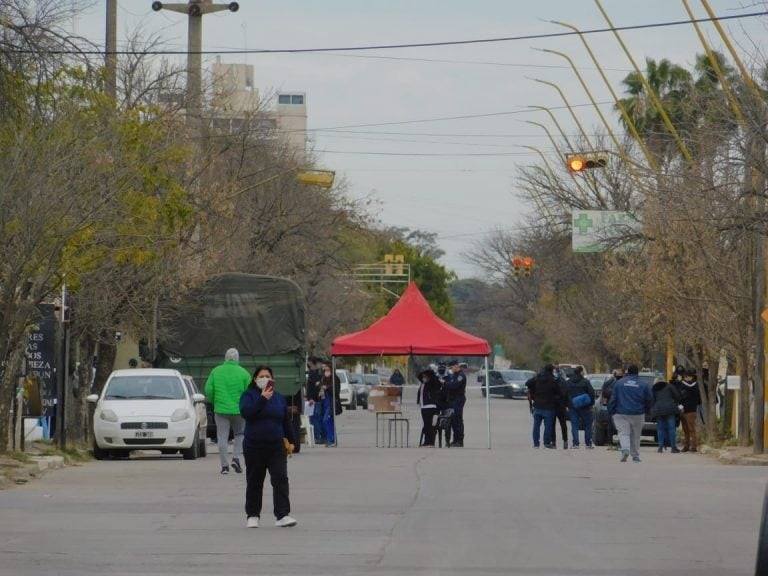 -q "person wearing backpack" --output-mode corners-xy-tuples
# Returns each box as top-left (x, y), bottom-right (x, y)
(566, 366), (596, 449)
